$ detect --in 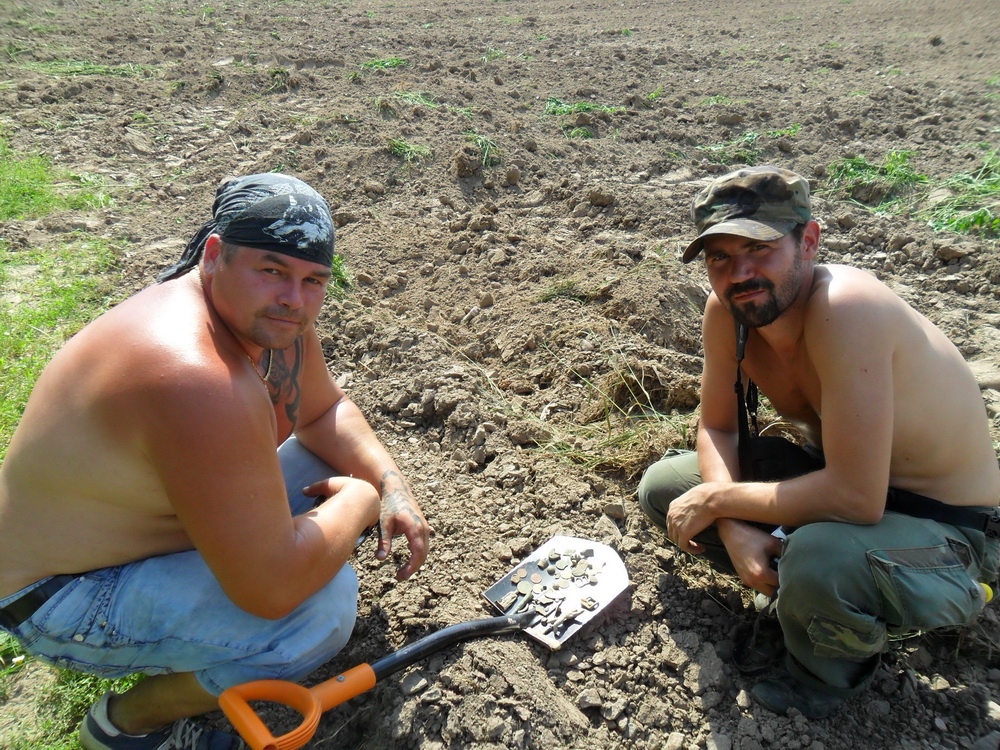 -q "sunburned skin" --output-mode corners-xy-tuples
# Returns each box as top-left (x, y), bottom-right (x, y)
(0, 240), (429, 608)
